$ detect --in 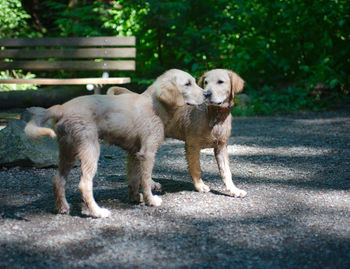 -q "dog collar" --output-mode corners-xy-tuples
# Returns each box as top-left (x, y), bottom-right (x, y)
(209, 105), (233, 127)
(219, 106), (233, 113)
